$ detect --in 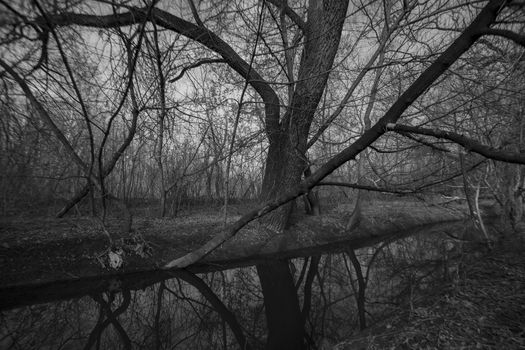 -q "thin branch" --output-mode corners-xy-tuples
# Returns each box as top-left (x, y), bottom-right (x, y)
(39, 5), (281, 139)
(478, 27), (525, 47)
(396, 132), (453, 154)
(176, 271), (252, 350)
(162, 0), (505, 269)
(224, 2), (265, 222)
(186, 0), (205, 27)
(306, 4), (405, 149)
(0, 58), (89, 174)
(169, 58), (226, 83)
(265, 0), (307, 31)
(33, 0), (97, 196)
(316, 181), (412, 195)
(386, 123), (525, 164)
